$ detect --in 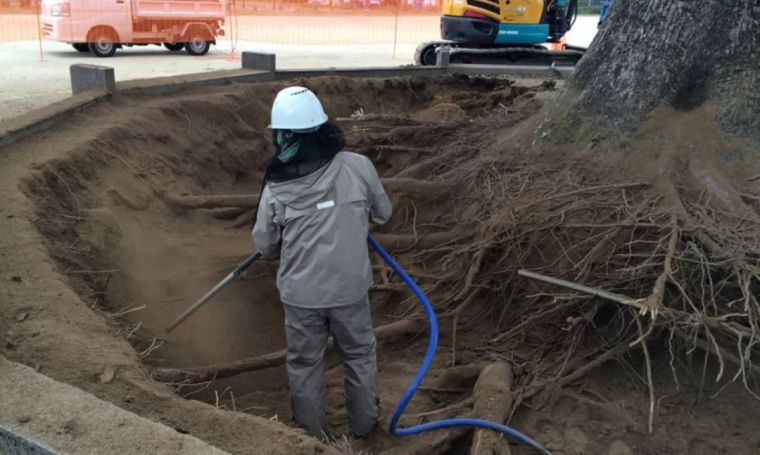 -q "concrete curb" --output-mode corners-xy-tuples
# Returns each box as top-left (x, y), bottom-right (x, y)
(0, 425), (56, 455)
(0, 89), (111, 149)
(117, 68), (275, 96)
(0, 356), (230, 455)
